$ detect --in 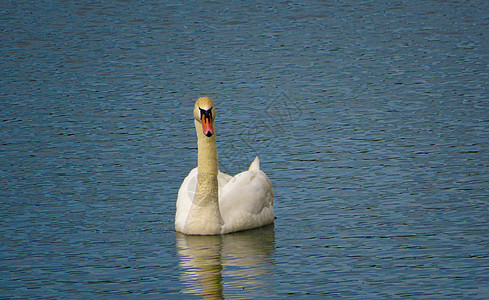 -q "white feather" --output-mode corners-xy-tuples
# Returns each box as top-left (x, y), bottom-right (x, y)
(176, 158), (274, 234)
